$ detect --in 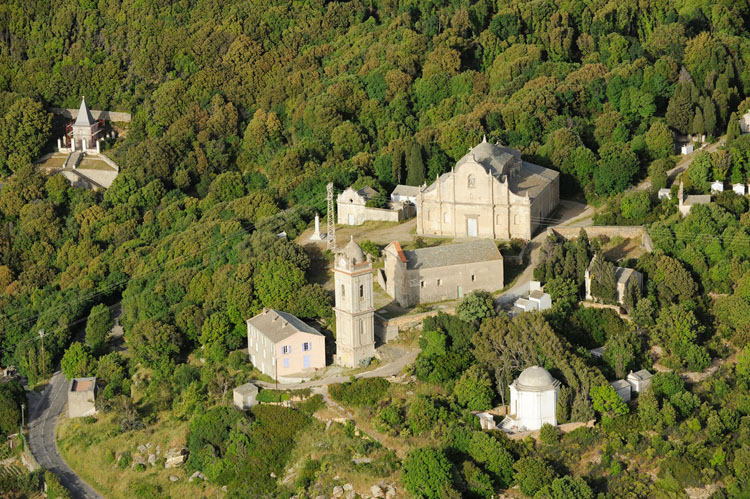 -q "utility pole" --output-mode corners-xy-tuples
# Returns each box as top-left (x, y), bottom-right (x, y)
(21, 403), (24, 431)
(38, 329), (46, 380)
